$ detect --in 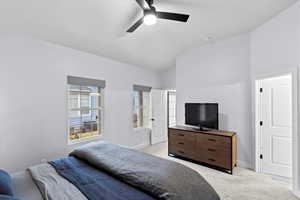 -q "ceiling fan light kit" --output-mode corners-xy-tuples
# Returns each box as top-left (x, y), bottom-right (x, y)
(143, 10), (157, 25)
(127, 0), (190, 33)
